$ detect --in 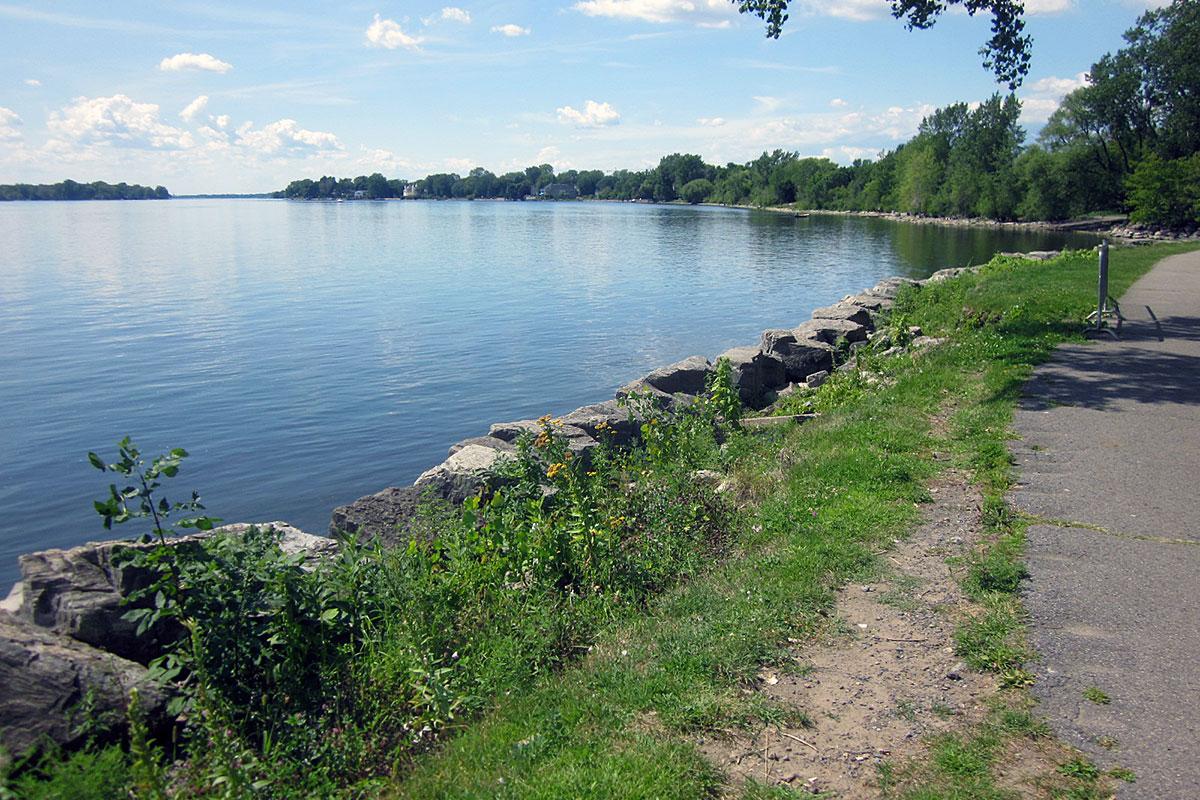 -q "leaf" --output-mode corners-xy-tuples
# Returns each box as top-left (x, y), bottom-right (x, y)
(87, 452), (106, 471)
